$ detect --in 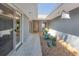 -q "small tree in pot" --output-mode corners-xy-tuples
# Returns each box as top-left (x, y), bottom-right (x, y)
(43, 28), (49, 40)
(47, 35), (56, 47)
(43, 28), (57, 48)
(47, 29), (57, 48)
